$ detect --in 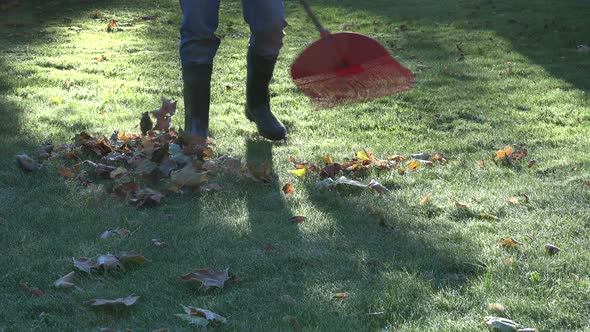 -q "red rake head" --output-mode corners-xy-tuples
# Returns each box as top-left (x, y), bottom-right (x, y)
(291, 32), (414, 106)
